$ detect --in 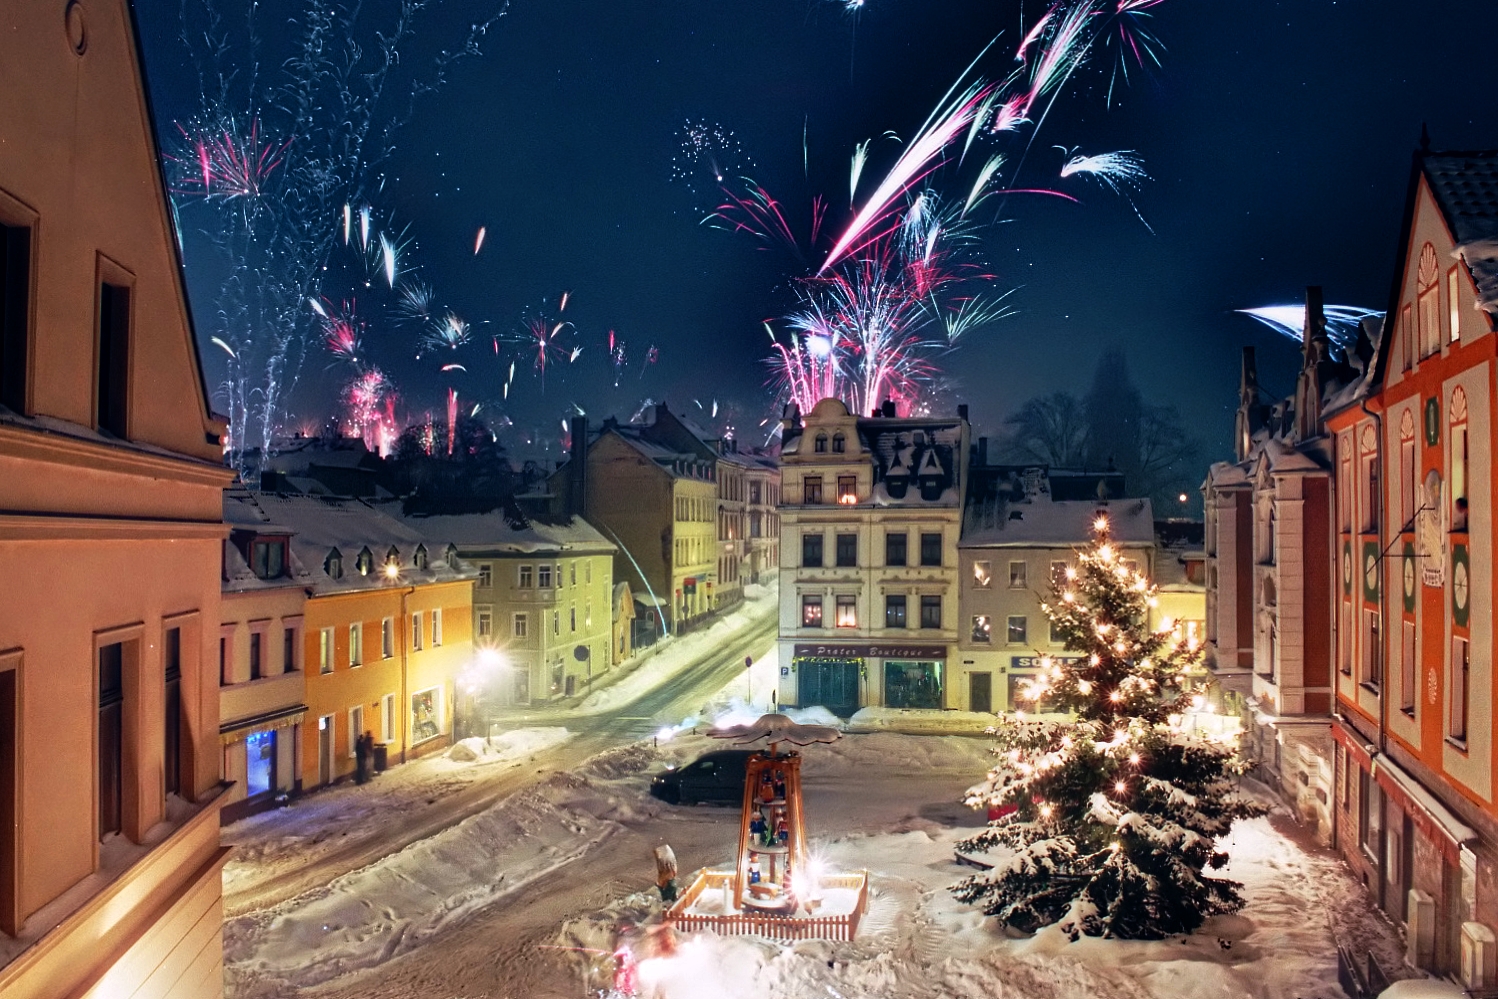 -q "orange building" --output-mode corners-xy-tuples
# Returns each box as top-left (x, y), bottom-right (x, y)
(248, 494), (477, 789)
(0, 1), (237, 995)
(1328, 149), (1498, 983)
